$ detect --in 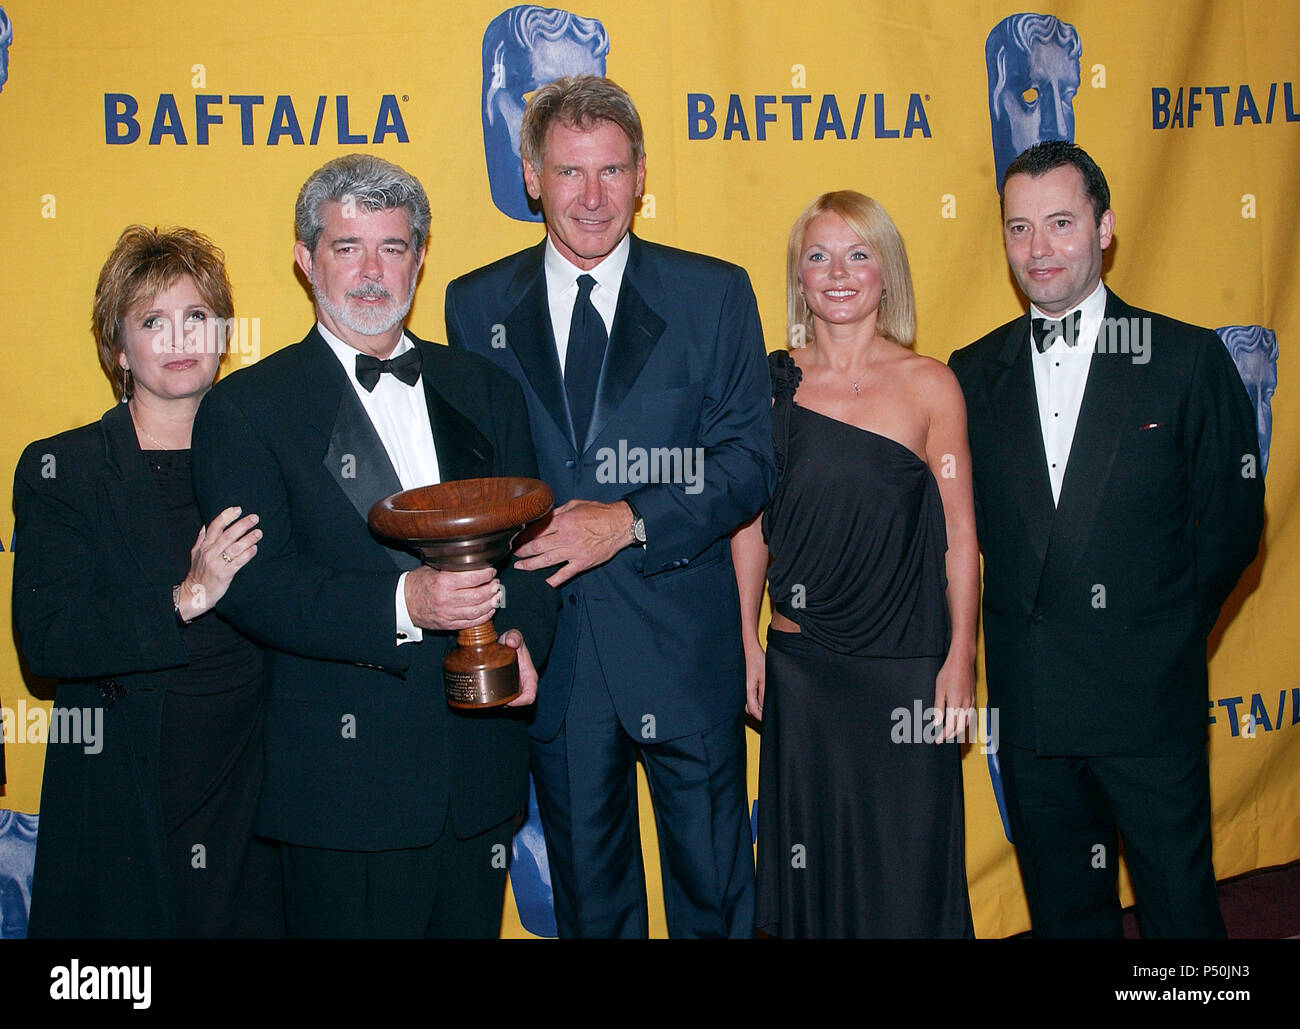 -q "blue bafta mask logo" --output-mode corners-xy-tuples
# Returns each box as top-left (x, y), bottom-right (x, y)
(985, 13), (1081, 188)
(986, 750), (1013, 843)
(509, 774), (556, 937)
(0, 7), (13, 95)
(0, 811), (38, 939)
(1217, 325), (1278, 478)
(481, 5), (609, 221)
